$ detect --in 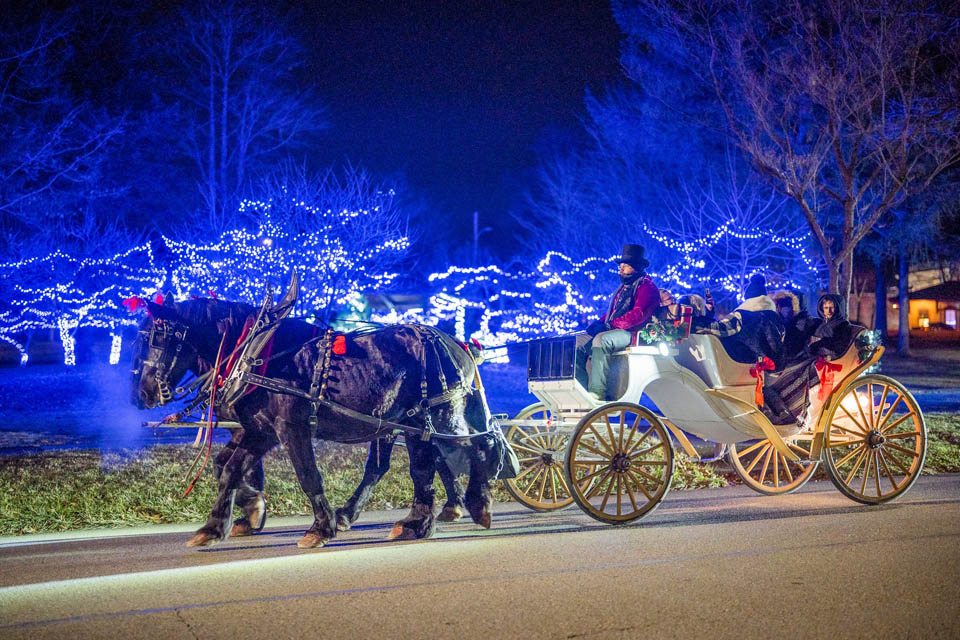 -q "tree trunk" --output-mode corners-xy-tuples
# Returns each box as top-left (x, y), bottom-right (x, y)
(839, 252), (854, 312)
(897, 248), (911, 356)
(874, 260), (887, 338)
